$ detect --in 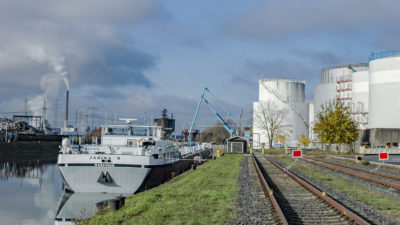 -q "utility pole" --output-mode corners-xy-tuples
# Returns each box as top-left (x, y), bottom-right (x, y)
(78, 110), (82, 132)
(42, 100), (47, 133)
(53, 98), (58, 128)
(1, 100), (6, 142)
(85, 109), (89, 132)
(5, 121), (7, 143)
(88, 107), (97, 131)
(75, 110), (78, 128)
(24, 97), (28, 116)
